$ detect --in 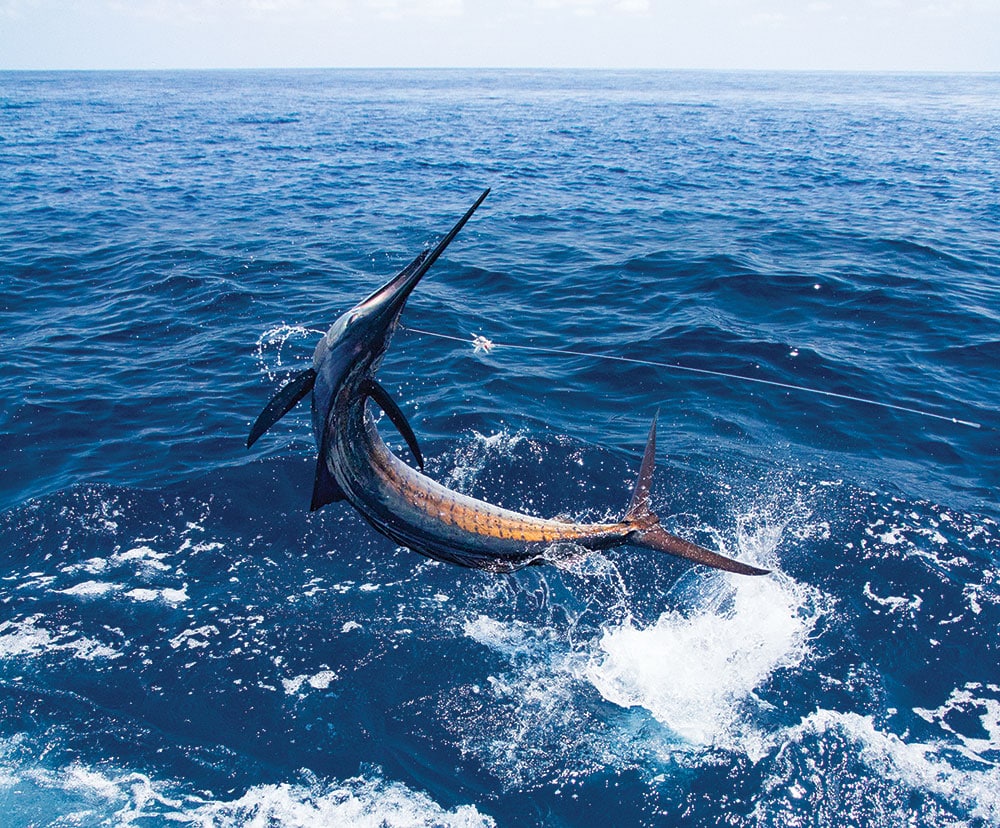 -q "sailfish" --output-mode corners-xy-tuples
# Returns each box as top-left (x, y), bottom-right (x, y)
(247, 189), (768, 576)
